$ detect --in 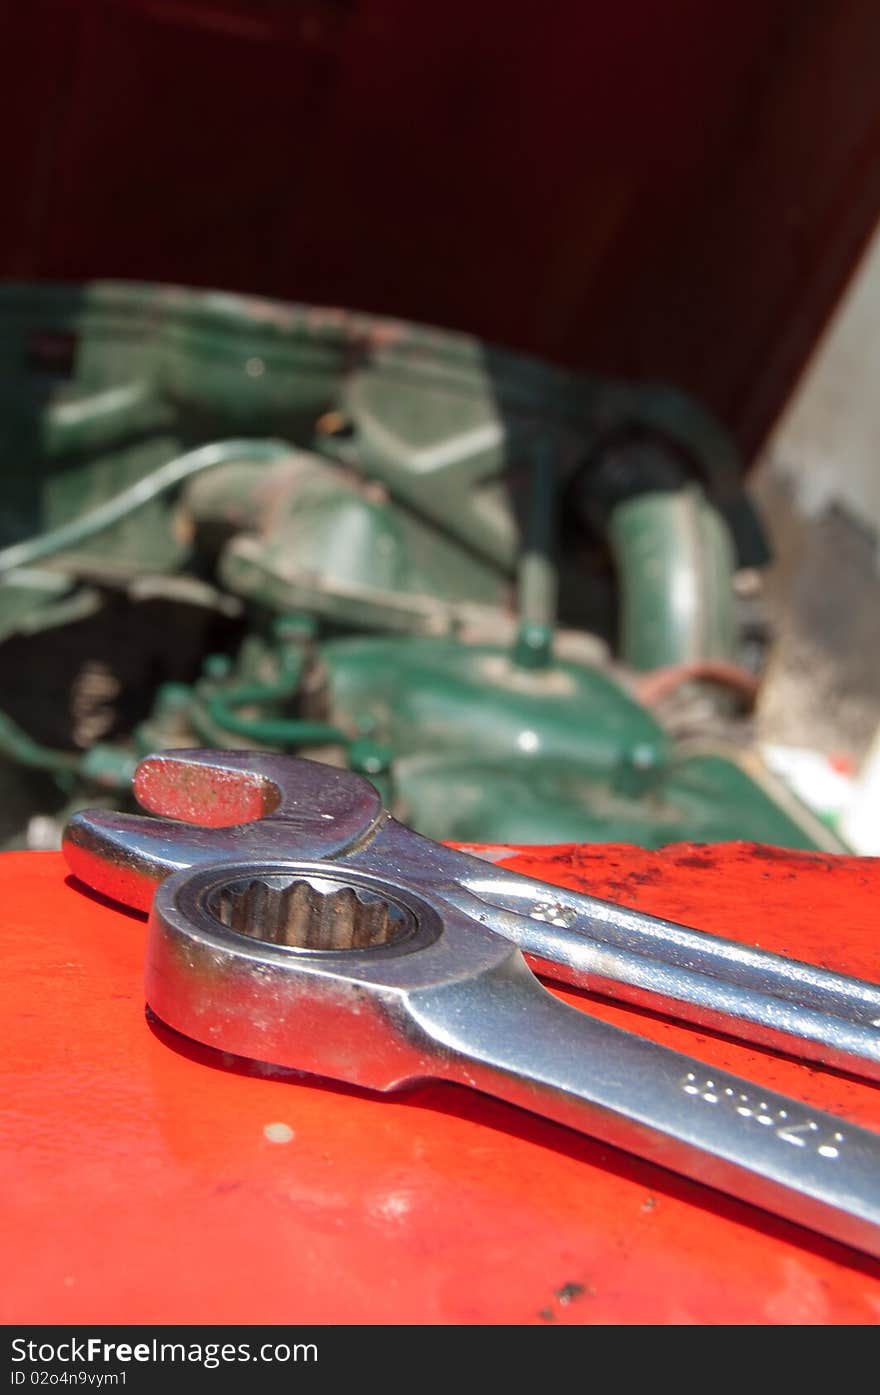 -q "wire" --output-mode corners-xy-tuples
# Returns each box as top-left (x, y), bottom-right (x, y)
(0, 438), (294, 575)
